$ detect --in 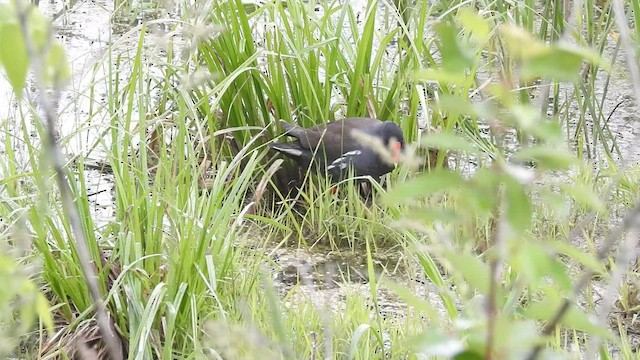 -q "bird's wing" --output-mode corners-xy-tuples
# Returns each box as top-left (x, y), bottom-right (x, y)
(325, 149), (363, 176)
(278, 118), (380, 160)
